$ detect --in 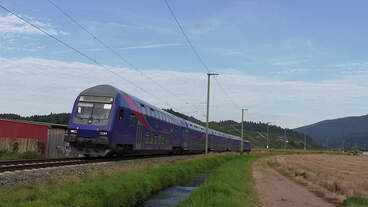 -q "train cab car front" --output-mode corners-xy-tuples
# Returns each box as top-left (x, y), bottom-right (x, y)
(65, 94), (116, 157)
